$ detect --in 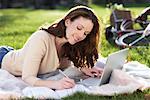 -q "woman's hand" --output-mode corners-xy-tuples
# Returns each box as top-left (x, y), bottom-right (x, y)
(80, 67), (103, 78)
(52, 77), (75, 90)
